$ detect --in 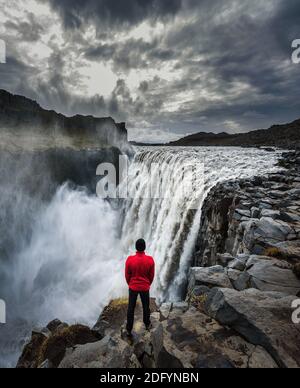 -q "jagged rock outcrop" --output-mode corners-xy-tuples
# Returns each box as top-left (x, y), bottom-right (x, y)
(191, 152), (300, 292)
(184, 150), (300, 368)
(205, 288), (300, 368)
(17, 299), (281, 369)
(193, 151), (300, 275)
(17, 320), (101, 368)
